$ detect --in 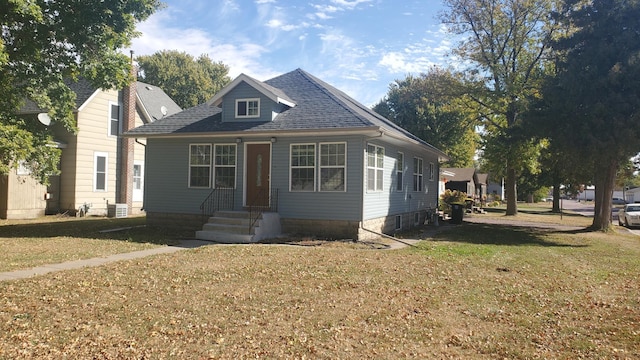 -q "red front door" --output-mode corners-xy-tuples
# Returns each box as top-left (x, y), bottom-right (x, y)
(245, 143), (271, 207)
